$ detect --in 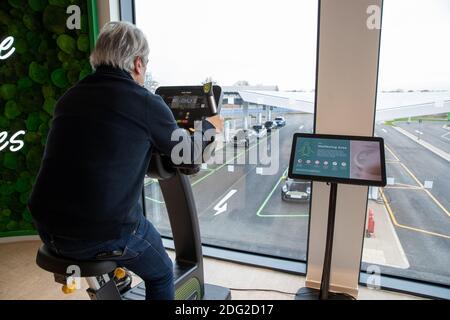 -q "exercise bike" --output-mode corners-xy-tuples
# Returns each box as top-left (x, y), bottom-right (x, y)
(36, 84), (231, 300)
